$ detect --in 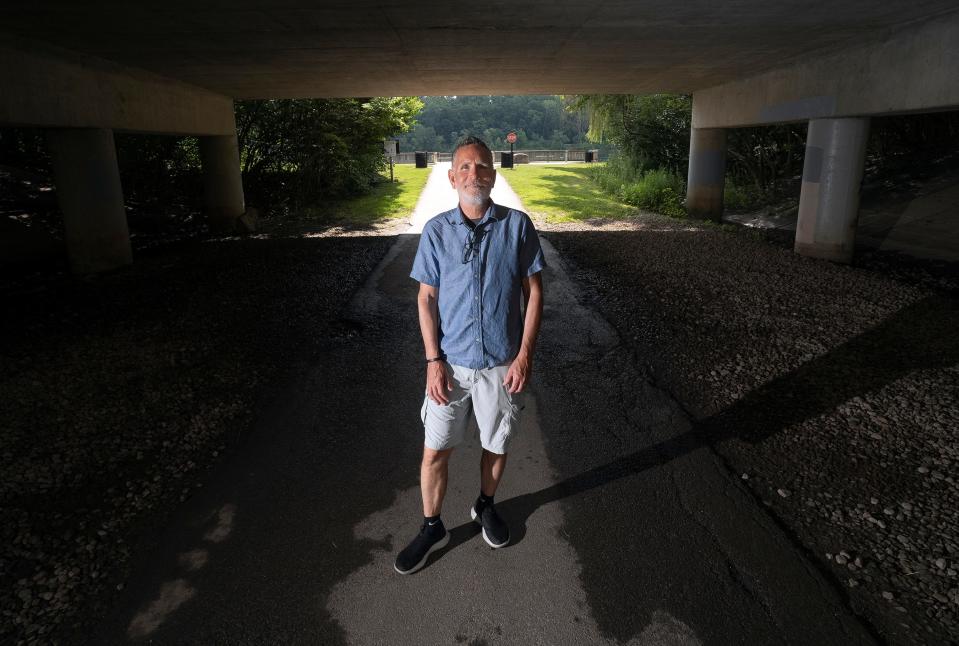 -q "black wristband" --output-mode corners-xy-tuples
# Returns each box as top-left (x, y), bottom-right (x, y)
(426, 355), (445, 364)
